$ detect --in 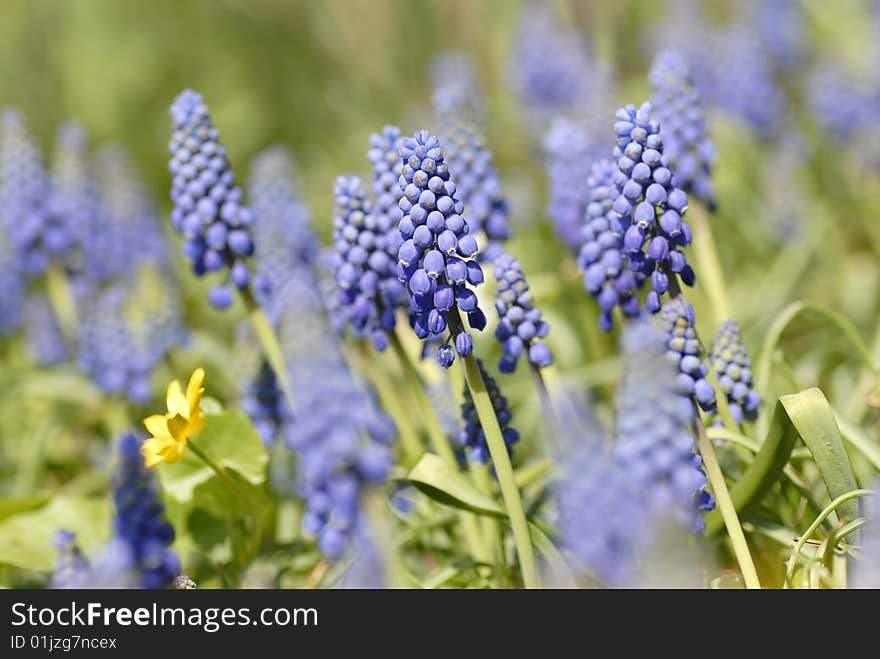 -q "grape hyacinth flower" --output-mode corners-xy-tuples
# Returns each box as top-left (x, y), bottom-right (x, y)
(0, 108), (52, 276)
(168, 89), (255, 310)
(23, 296), (70, 366)
(460, 359), (519, 464)
(332, 174), (404, 351)
(396, 130), (487, 368)
(50, 530), (92, 588)
(660, 298), (716, 414)
(613, 320), (714, 534)
(493, 252), (552, 373)
(751, 0), (806, 73)
(578, 158), (641, 331)
(366, 125), (405, 231)
(112, 433), (180, 588)
(0, 243), (22, 335)
(434, 85), (512, 260)
(274, 272), (396, 561)
(807, 63), (873, 142)
(612, 101), (696, 314)
(710, 320), (760, 424)
(248, 146), (316, 307)
(649, 50), (716, 209)
(241, 359), (293, 445)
